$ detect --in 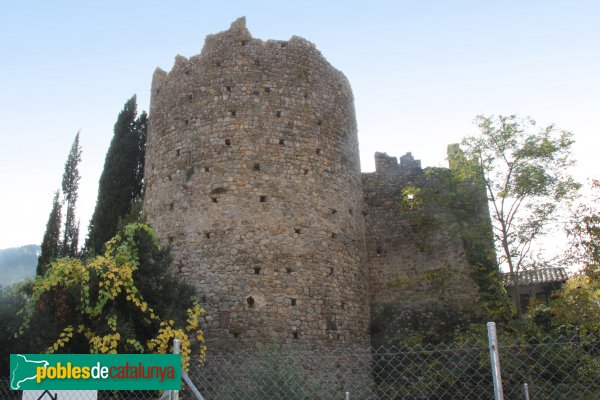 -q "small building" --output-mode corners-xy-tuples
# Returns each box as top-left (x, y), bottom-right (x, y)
(504, 267), (569, 312)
